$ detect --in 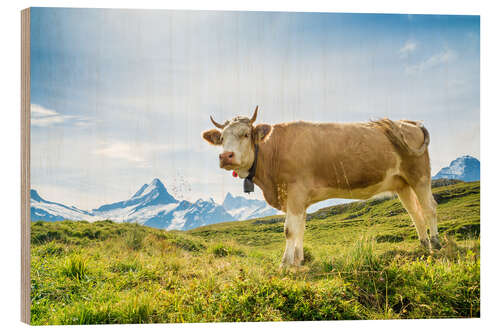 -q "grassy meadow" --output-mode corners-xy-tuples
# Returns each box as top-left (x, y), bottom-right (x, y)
(30, 181), (480, 324)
